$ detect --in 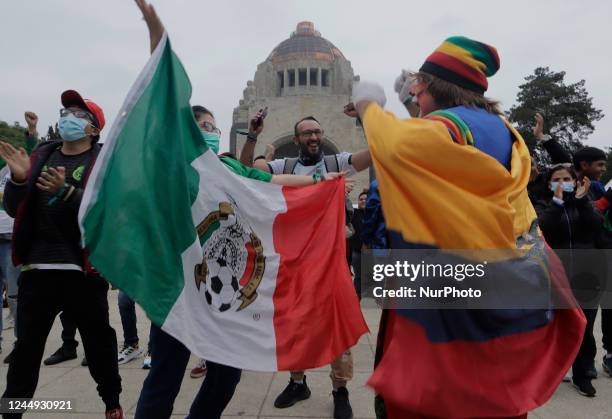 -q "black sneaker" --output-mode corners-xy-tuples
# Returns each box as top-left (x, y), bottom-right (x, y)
(81, 356), (88, 367)
(274, 376), (311, 408)
(333, 387), (353, 419)
(43, 347), (77, 366)
(572, 378), (596, 397)
(603, 356), (612, 377)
